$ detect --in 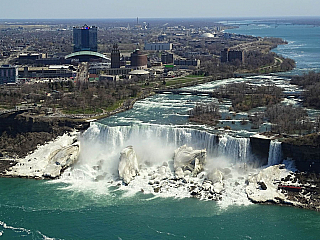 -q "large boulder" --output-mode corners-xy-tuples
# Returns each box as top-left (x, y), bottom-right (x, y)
(173, 145), (206, 177)
(118, 146), (139, 184)
(245, 164), (294, 204)
(207, 168), (224, 184)
(43, 144), (80, 178)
